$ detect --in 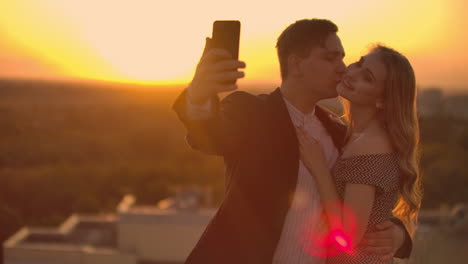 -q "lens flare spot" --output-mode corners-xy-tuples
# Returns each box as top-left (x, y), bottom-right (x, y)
(301, 202), (358, 258)
(334, 234), (348, 248)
